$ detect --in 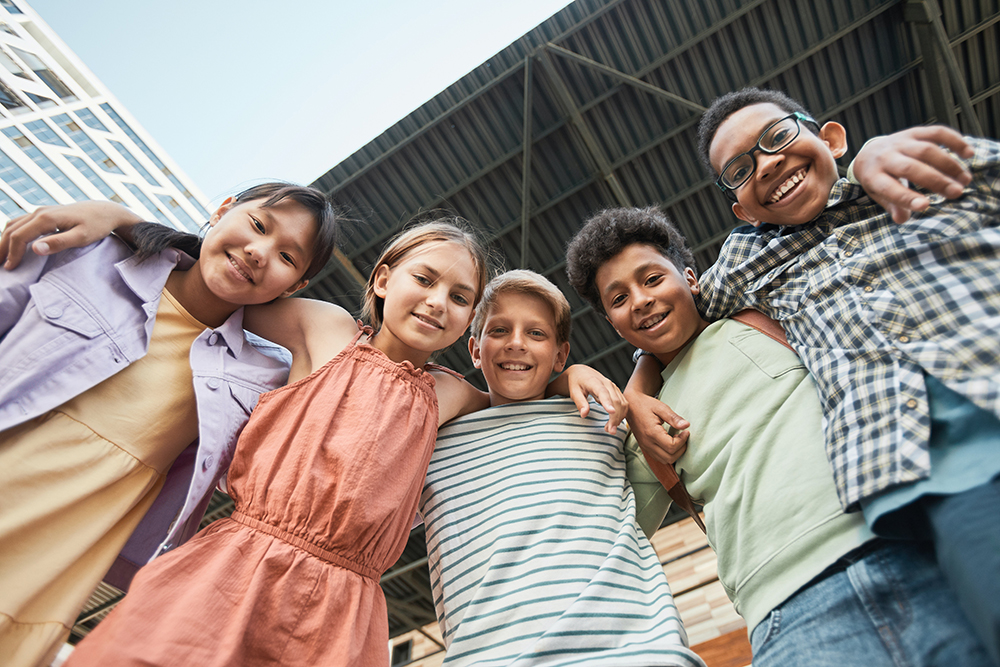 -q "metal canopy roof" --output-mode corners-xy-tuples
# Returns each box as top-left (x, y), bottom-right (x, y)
(73, 0), (999, 647)
(301, 0), (999, 641)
